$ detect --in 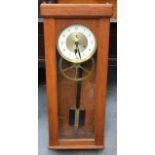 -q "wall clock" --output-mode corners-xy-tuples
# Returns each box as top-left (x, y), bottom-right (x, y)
(41, 3), (113, 149)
